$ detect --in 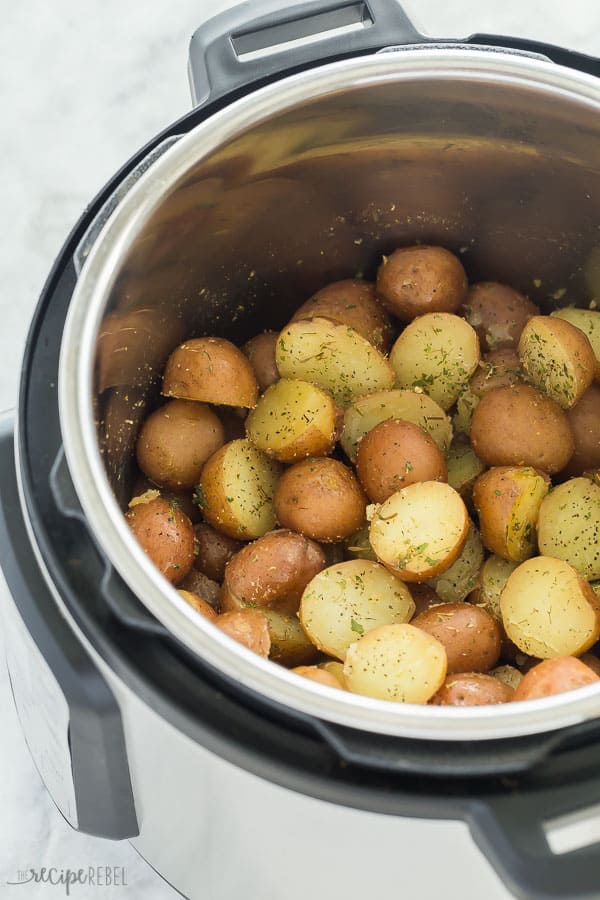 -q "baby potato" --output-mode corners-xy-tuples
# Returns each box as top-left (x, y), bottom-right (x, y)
(193, 523), (244, 583)
(341, 389), (452, 462)
(579, 653), (600, 678)
(376, 245), (467, 322)
(292, 666), (344, 689)
(136, 400), (225, 491)
(500, 556), (600, 658)
(356, 419), (447, 503)
(198, 439), (282, 540)
(390, 312), (480, 410)
(409, 584), (443, 616)
(262, 610), (320, 667)
(344, 525), (377, 562)
(299, 560), (415, 661)
(220, 530), (327, 615)
(215, 609), (271, 657)
(343, 623), (447, 703)
(412, 602), (501, 674)
(470, 384), (574, 475)
(454, 349), (523, 436)
(426, 521), (484, 603)
(537, 477), (600, 580)
(551, 307), (600, 378)
(369, 481), (469, 582)
(246, 378), (336, 463)
(177, 590), (218, 622)
(431, 673), (514, 706)
(291, 279), (393, 351)
(276, 317), (394, 407)
(125, 496), (195, 584)
(242, 331), (279, 392)
(178, 568), (221, 610)
(274, 458), (367, 543)
(445, 436), (486, 504)
(462, 282), (539, 352)
(565, 385), (600, 475)
(162, 337), (258, 408)
(519, 315), (595, 408)
(320, 660), (347, 687)
(513, 657), (599, 702)
(473, 466), (549, 563)
(490, 665), (523, 691)
(470, 554), (519, 619)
